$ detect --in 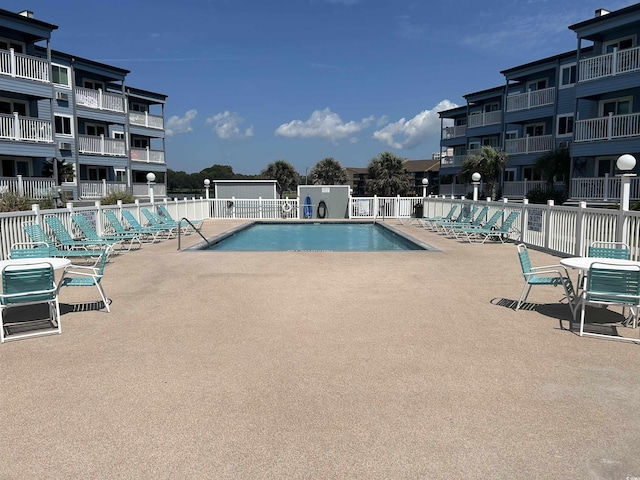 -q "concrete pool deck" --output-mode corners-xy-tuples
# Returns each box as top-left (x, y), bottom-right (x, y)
(2, 218), (640, 479)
